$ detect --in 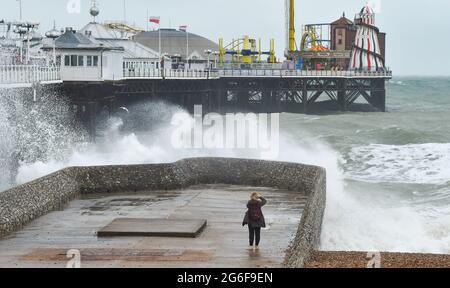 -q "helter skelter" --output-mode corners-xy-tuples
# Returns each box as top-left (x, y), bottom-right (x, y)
(350, 4), (385, 71)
